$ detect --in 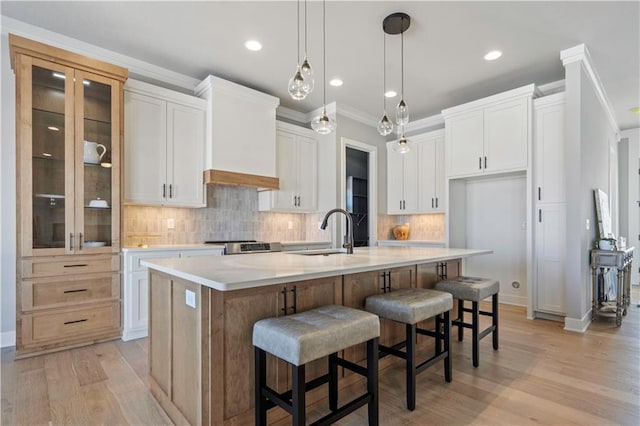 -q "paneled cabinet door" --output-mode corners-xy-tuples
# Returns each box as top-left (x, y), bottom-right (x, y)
(124, 271), (149, 341)
(446, 110), (484, 177)
(535, 204), (566, 315)
(483, 97), (528, 173)
(272, 131), (298, 210)
(295, 135), (318, 211)
(386, 143), (418, 214)
(418, 136), (446, 212)
(534, 100), (565, 204)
